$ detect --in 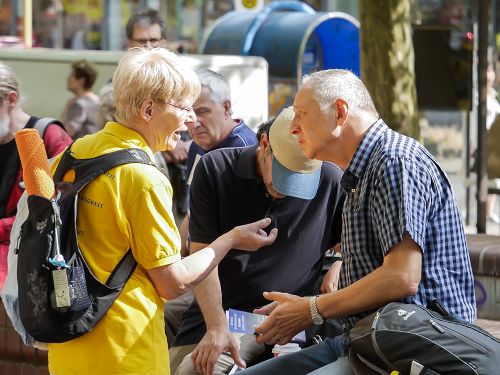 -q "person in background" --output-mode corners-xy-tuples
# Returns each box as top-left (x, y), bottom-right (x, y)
(47, 47), (277, 375)
(62, 59), (100, 139)
(169, 107), (345, 375)
(240, 69), (476, 375)
(0, 61), (72, 289)
(185, 69), (257, 179)
(126, 8), (168, 49)
(126, 8), (190, 224)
